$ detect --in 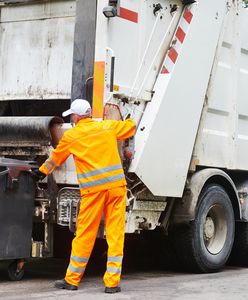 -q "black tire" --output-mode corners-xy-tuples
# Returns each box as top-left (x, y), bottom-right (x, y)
(171, 184), (235, 273)
(7, 260), (25, 281)
(229, 222), (248, 266)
